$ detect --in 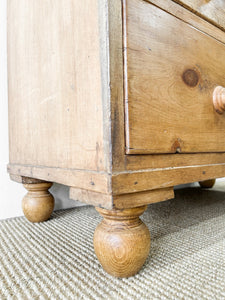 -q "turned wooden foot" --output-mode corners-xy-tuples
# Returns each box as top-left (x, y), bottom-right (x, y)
(94, 206), (150, 278)
(22, 182), (55, 223)
(199, 179), (216, 188)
